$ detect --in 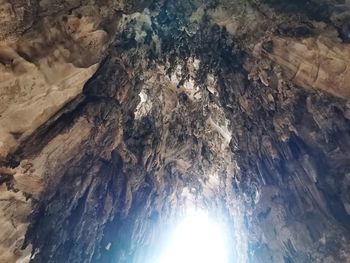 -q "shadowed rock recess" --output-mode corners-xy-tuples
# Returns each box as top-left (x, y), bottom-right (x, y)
(1, 0), (350, 262)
